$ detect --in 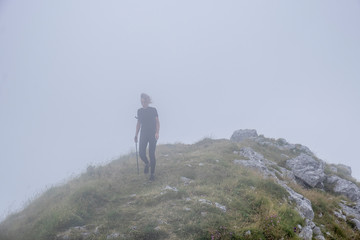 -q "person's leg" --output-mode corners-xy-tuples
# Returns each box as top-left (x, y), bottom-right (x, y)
(148, 135), (157, 176)
(139, 134), (150, 173)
